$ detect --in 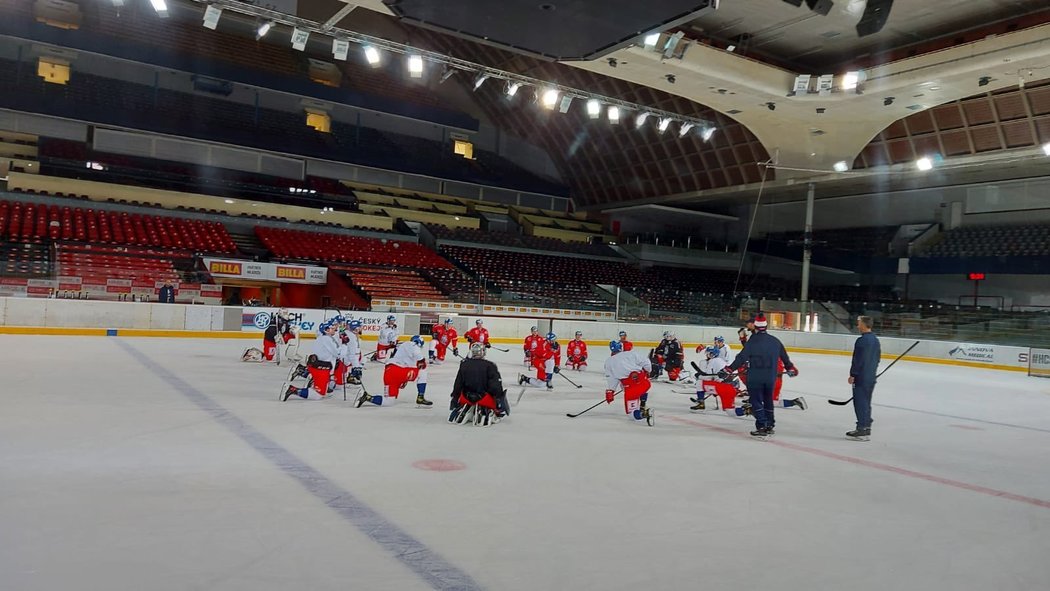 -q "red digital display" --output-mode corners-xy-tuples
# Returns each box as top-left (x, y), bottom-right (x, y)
(968, 273), (986, 281)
